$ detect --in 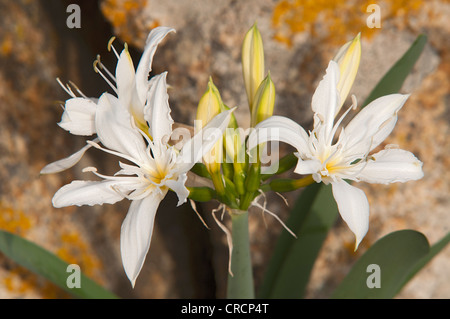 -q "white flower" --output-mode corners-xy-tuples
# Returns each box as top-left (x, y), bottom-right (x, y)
(41, 27), (175, 174)
(51, 72), (233, 287)
(249, 60), (423, 249)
